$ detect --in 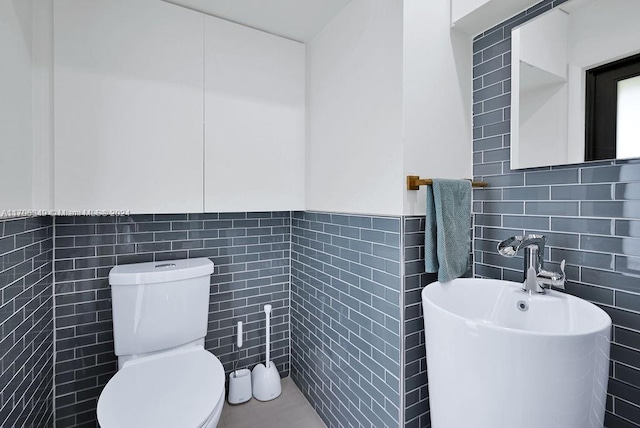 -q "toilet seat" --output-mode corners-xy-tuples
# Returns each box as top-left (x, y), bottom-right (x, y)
(97, 347), (225, 428)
